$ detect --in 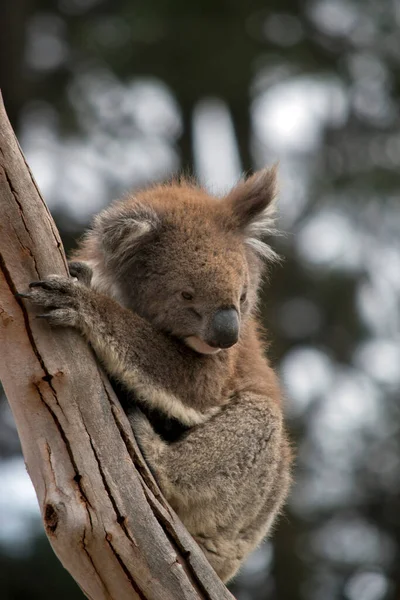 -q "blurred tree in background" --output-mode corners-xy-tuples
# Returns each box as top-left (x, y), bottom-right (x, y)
(1, 1), (400, 599)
